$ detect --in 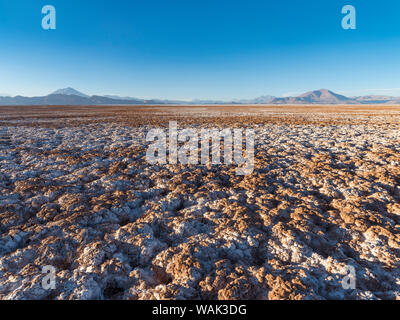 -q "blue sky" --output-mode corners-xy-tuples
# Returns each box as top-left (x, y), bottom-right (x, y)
(1, 0), (400, 99)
